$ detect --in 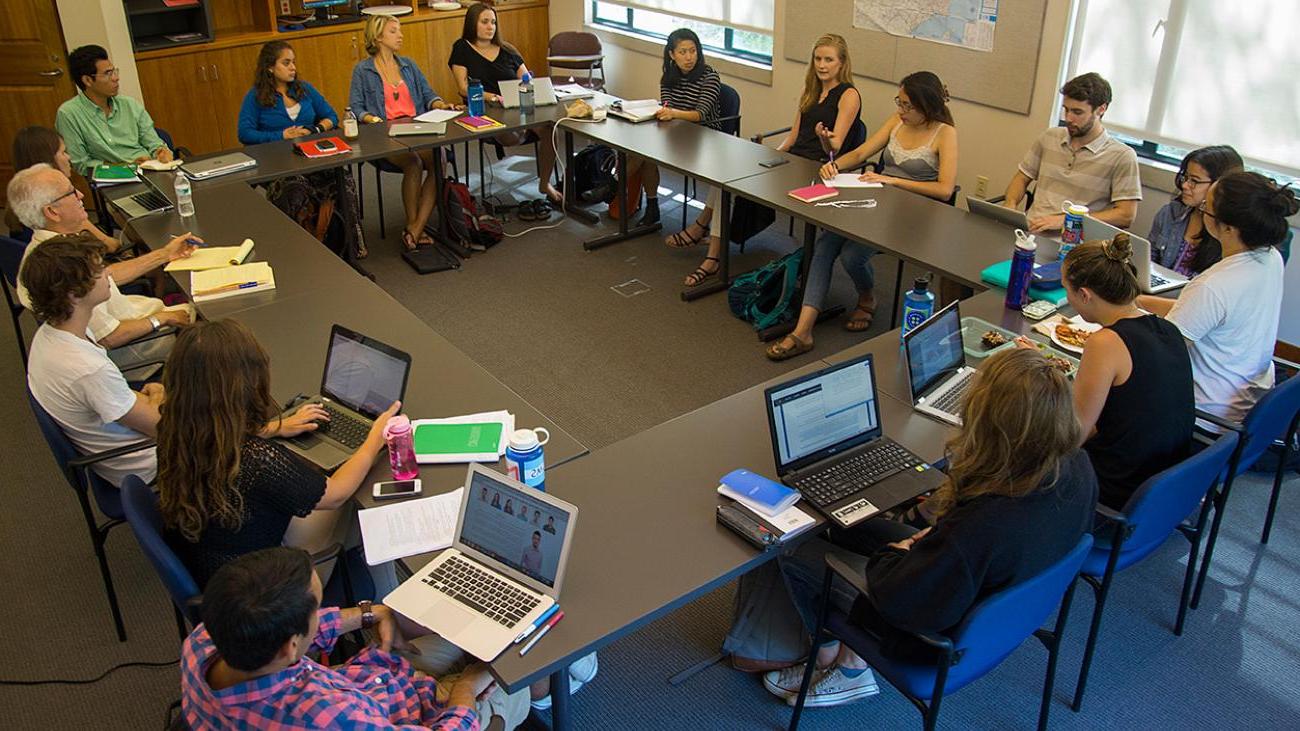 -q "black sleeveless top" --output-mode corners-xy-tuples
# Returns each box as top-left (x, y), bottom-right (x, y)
(1084, 315), (1194, 510)
(788, 83), (857, 162)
